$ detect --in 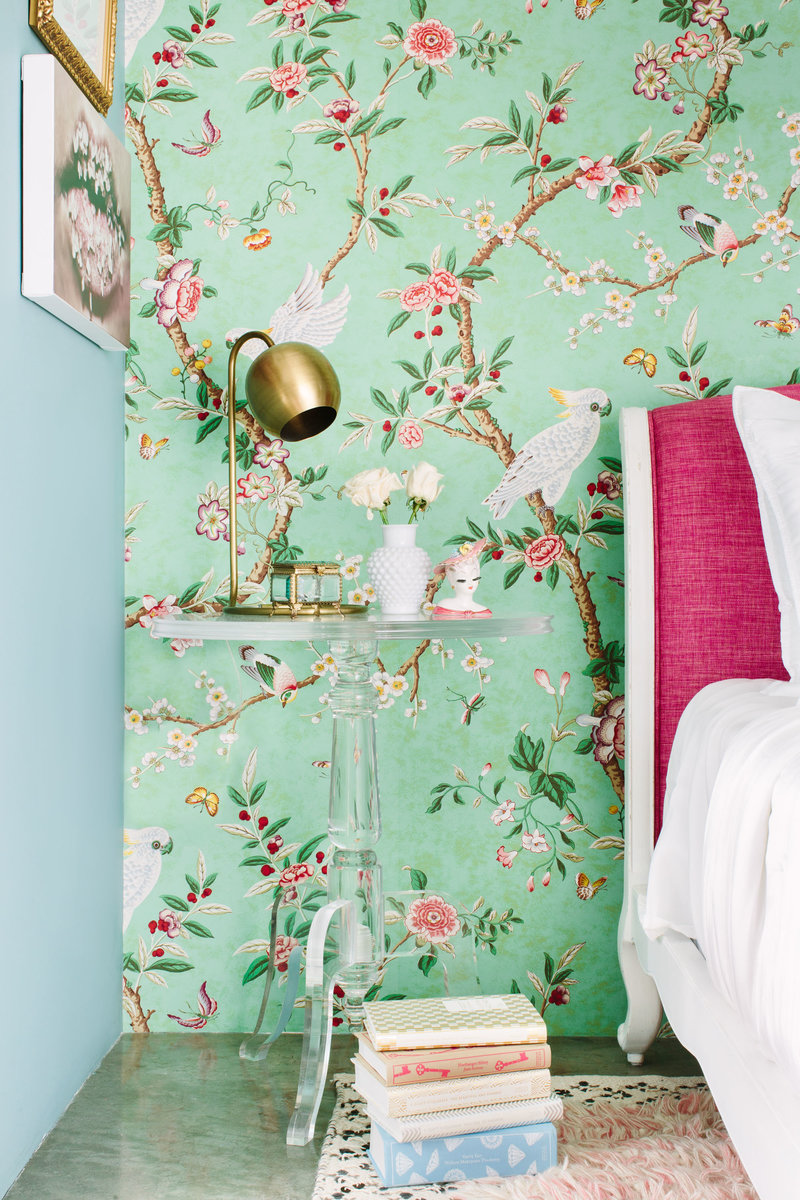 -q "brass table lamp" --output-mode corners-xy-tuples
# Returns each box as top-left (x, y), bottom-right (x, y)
(225, 331), (361, 616)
